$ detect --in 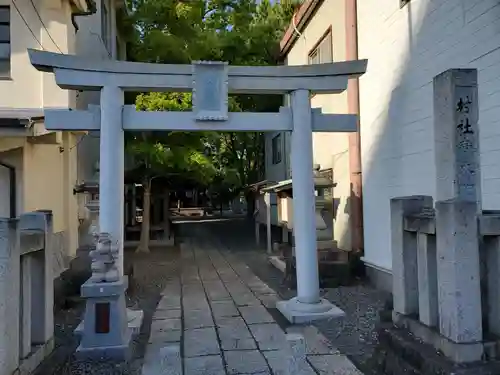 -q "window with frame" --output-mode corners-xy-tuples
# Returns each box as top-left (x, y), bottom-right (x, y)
(271, 134), (282, 165)
(308, 28), (333, 65)
(0, 6), (10, 77)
